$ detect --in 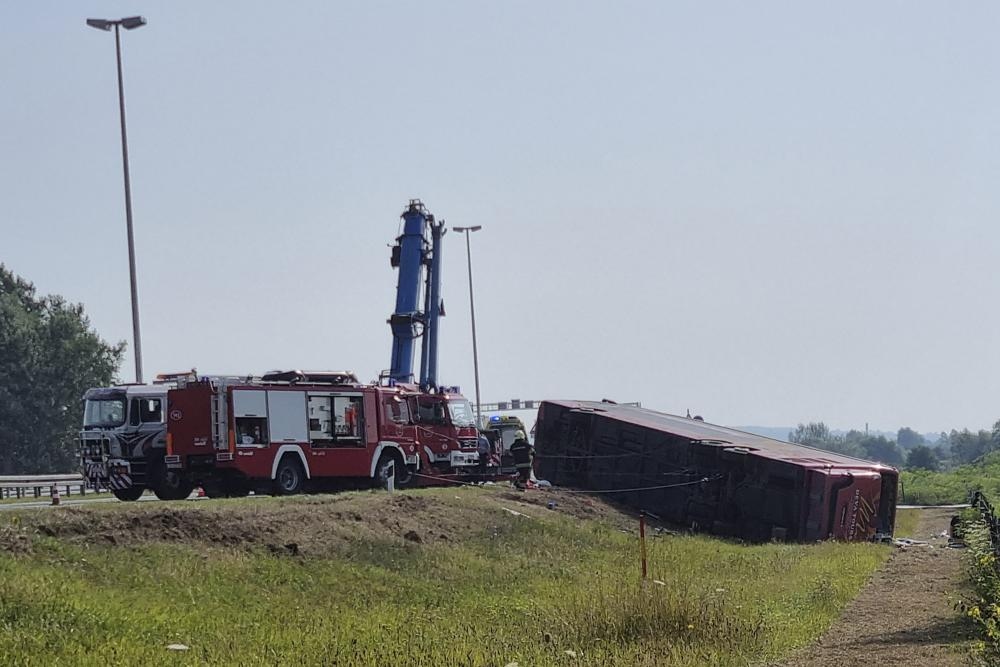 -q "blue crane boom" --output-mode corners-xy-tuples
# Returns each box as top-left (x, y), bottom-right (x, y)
(388, 199), (445, 388)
